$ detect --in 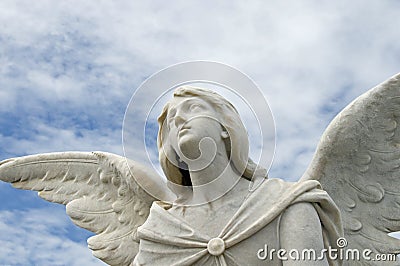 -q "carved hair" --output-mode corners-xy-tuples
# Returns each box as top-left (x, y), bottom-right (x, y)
(157, 86), (266, 186)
